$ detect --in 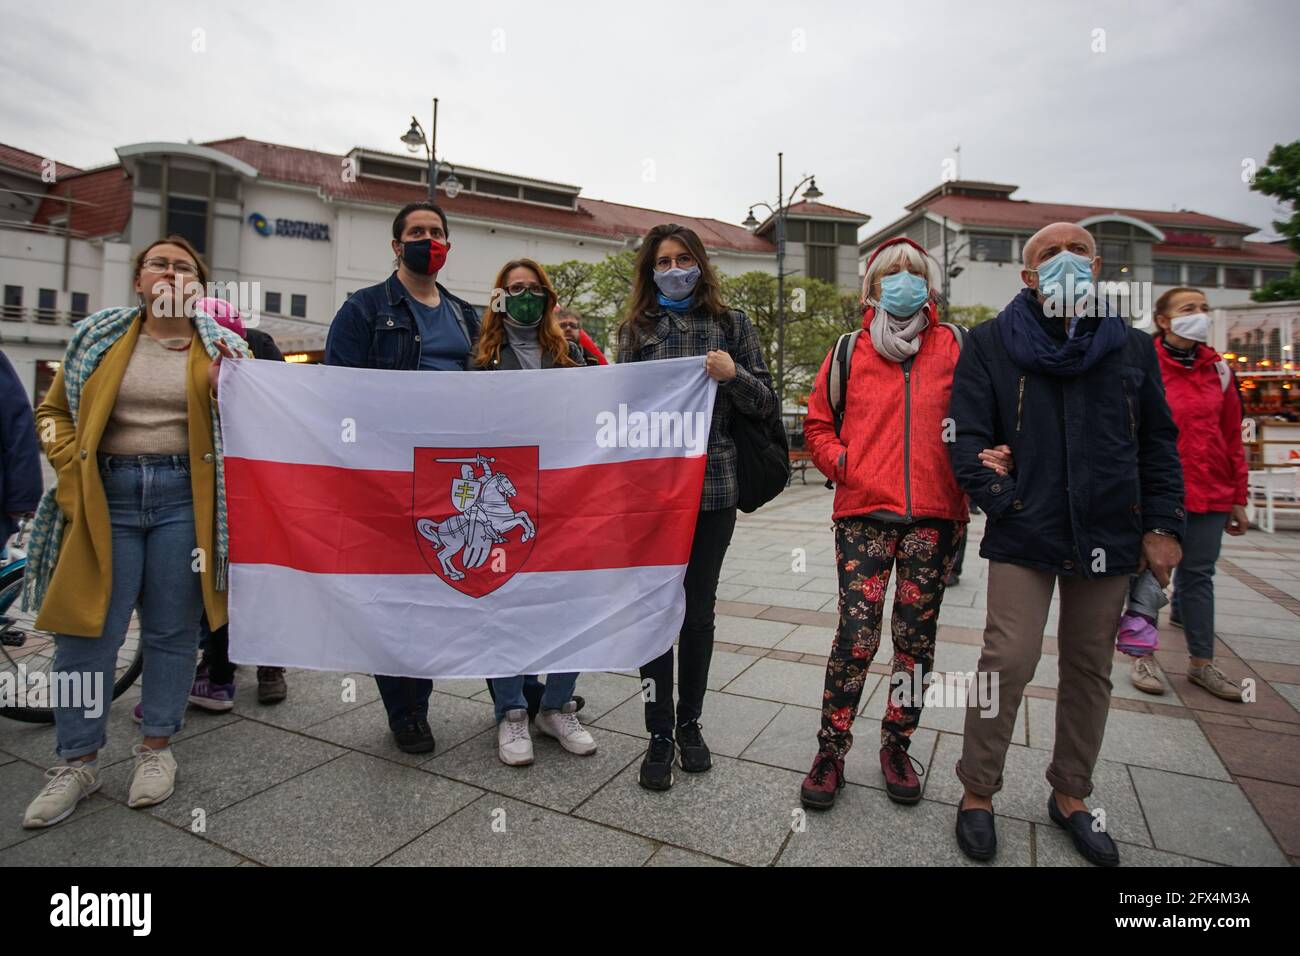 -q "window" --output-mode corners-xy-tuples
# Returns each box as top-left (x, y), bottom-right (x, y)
(361, 158), (423, 183)
(37, 289), (57, 323)
(808, 222), (837, 244)
(214, 174), (239, 200)
(1153, 261), (1181, 285)
(1224, 267), (1254, 289)
(265, 291), (282, 314)
(1099, 240), (1134, 280)
(70, 292), (89, 320)
(166, 196), (208, 254)
(838, 223), (859, 246)
(290, 294), (307, 318)
(783, 220), (806, 243)
(2, 285), (21, 320)
(970, 234), (1013, 263)
(1260, 269), (1291, 286)
(475, 178), (519, 199)
(806, 244), (837, 285)
(521, 187), (573, 207)
(1187, 263), (1218, 286)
